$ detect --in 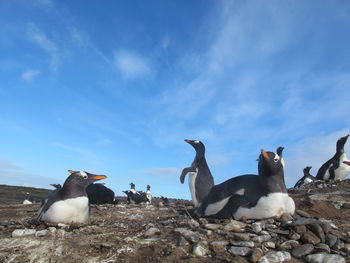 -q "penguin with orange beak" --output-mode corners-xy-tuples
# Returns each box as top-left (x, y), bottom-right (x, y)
(196, 148), (295, 219)
(38, 170), (107, 224)
(316, 134), (350, 181)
